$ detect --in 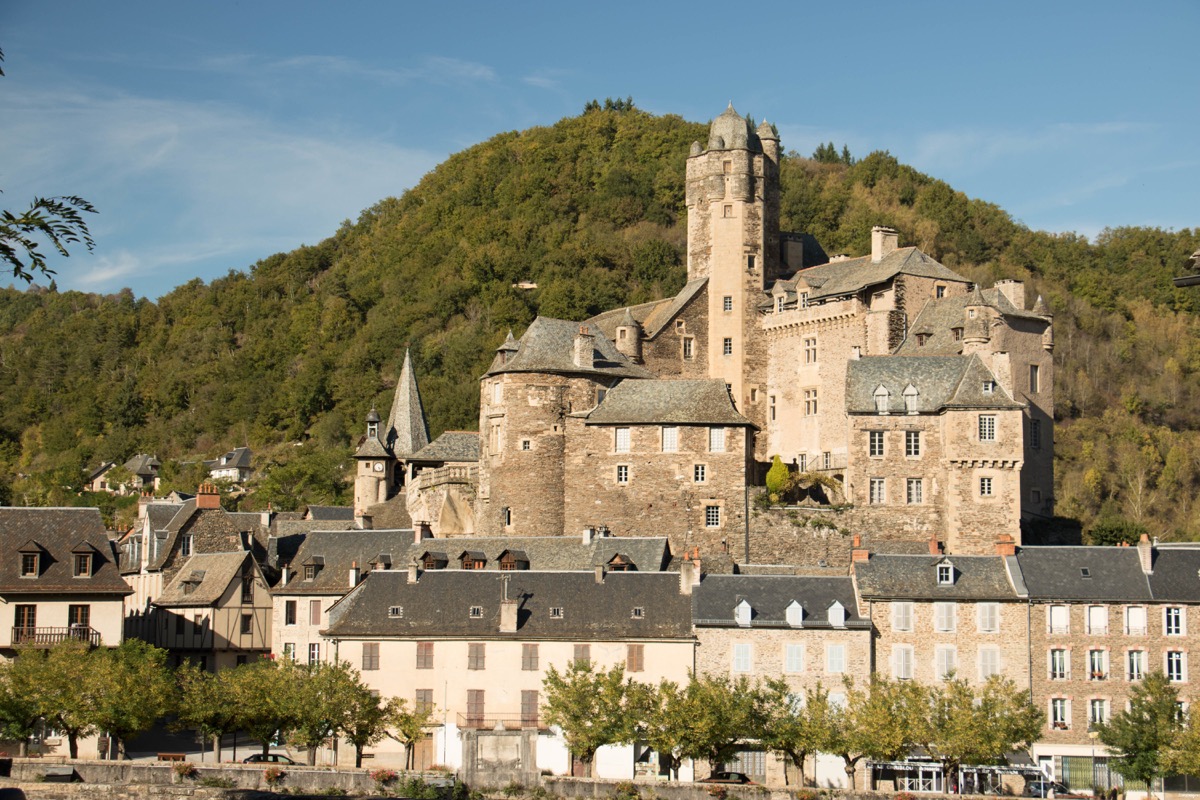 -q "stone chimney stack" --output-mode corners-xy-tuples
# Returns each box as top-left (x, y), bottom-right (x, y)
(1138, 534), (1154, 575)
(851, 535), (870, 563)
(573, 326), (594, 369)
(281, 564), (290, 586)
(349, 560), (360, 587)
(679, 560), (695, 595)
(414, 524), (431, 544)
(500, 575), (518, 632)
(407, 561), (420, 584)
(994, 280), (1026, 310)
(196, 482), (220, 510)
(871, 226), (899, 263)
(357, 514), (373, 530)
(582, 526), (595, 545)
(928, 535), (942, 556)
(595, 565), (605, 584)
(995, 533), (1017, 557)
(138, 491), (154, 520)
